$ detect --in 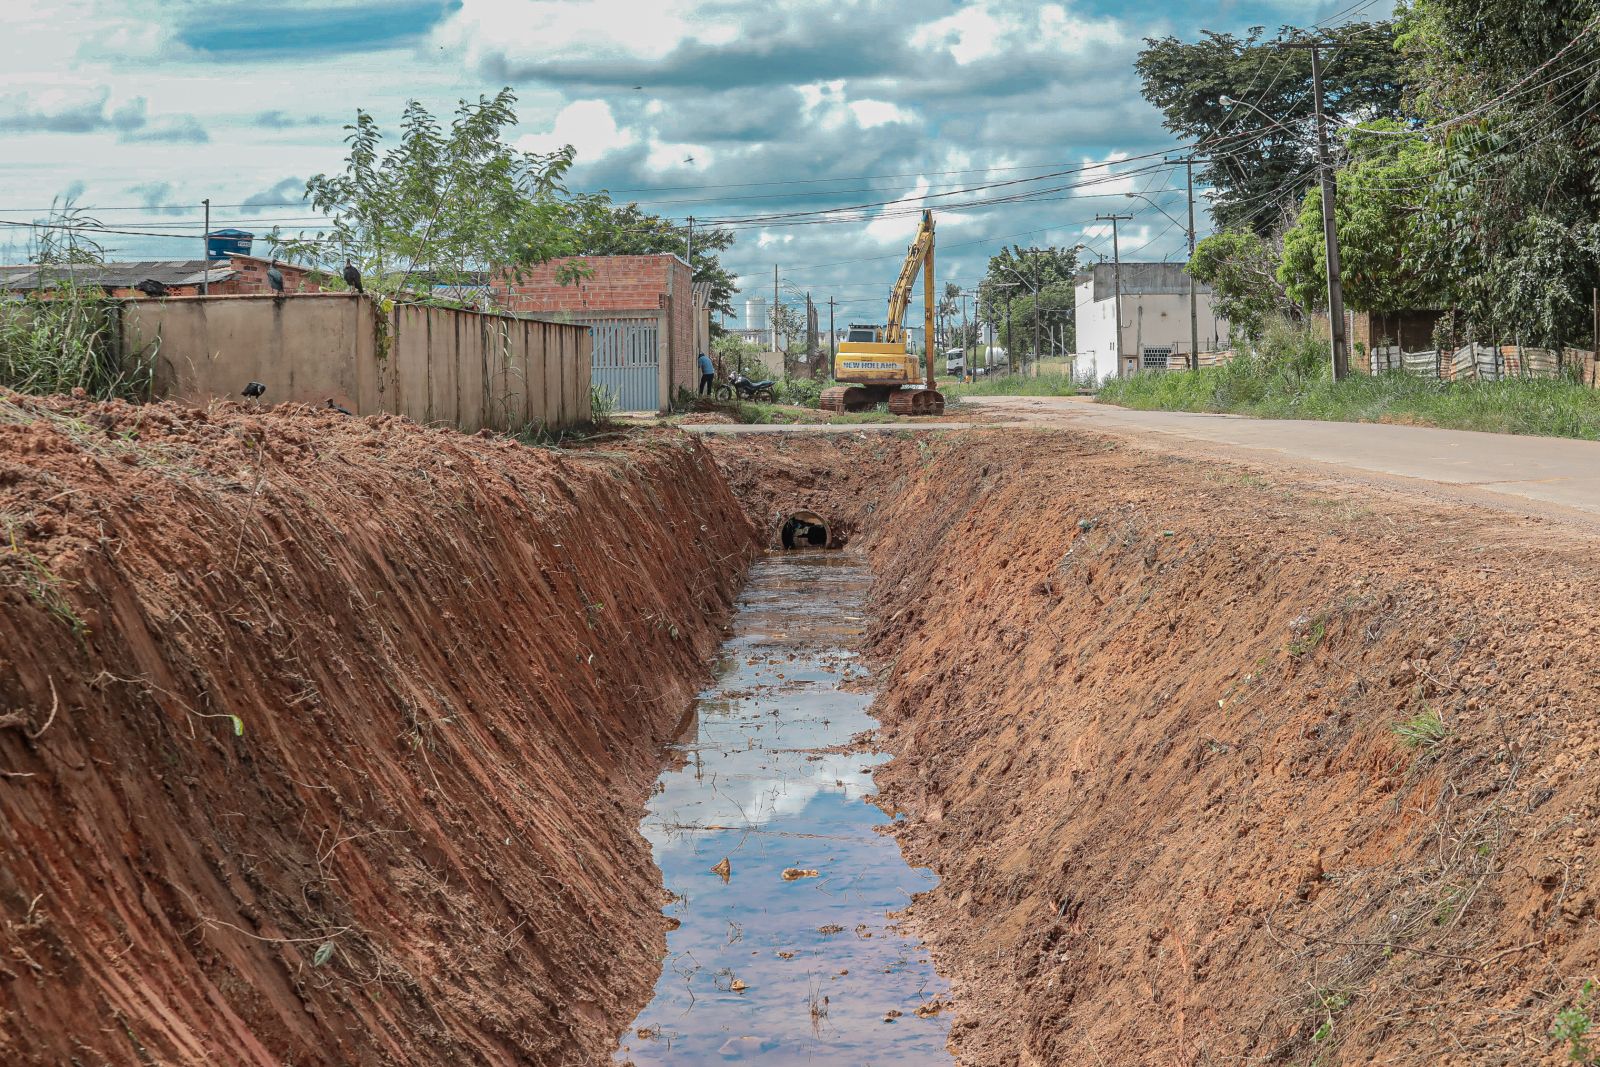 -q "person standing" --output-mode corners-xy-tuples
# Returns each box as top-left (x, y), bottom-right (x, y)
(697, 350), (716, 396)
